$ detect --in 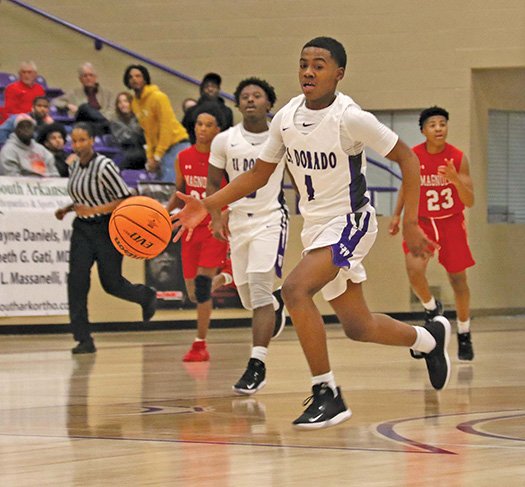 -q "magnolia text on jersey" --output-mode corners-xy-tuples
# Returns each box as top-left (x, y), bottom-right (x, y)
(421, 174), (449, 187)
(285, 148), (337, 170)
(184, 175), (207, 188)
